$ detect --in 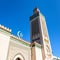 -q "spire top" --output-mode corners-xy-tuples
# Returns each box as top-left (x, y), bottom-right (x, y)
(33, 7), (40, 14)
